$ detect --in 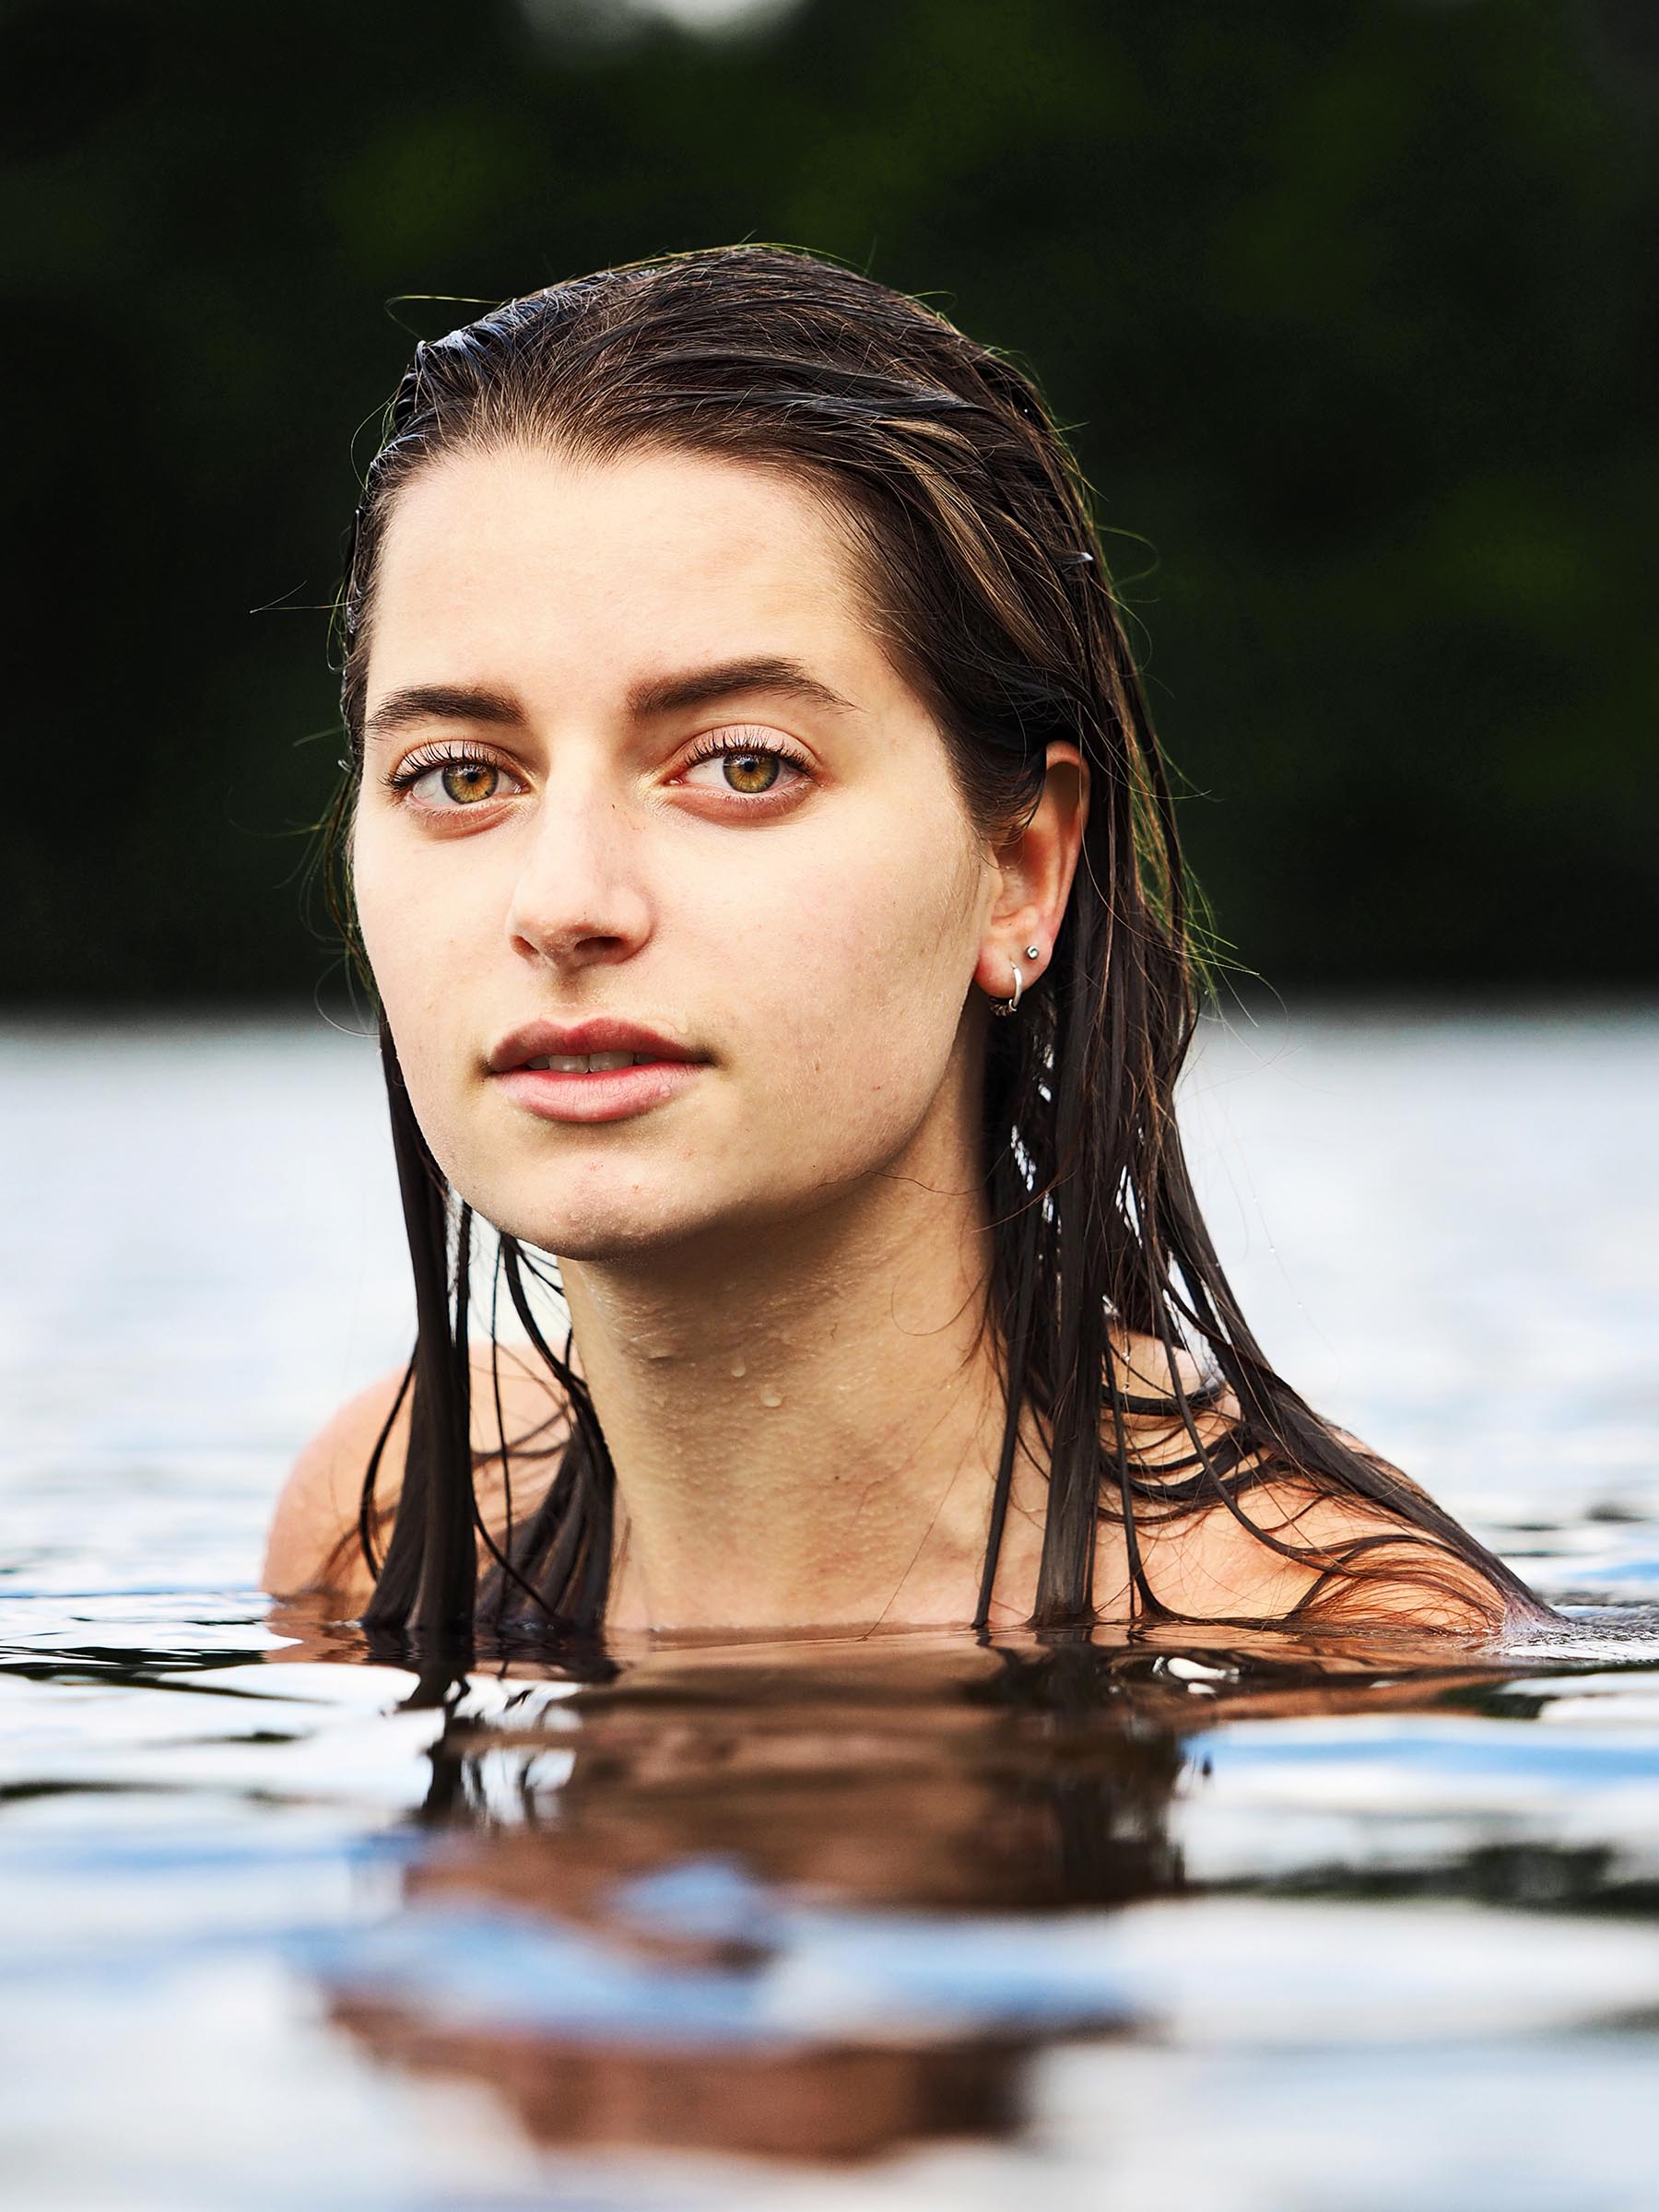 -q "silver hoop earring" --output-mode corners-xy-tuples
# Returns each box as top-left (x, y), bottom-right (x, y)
(990, 959), (1025, 1018)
